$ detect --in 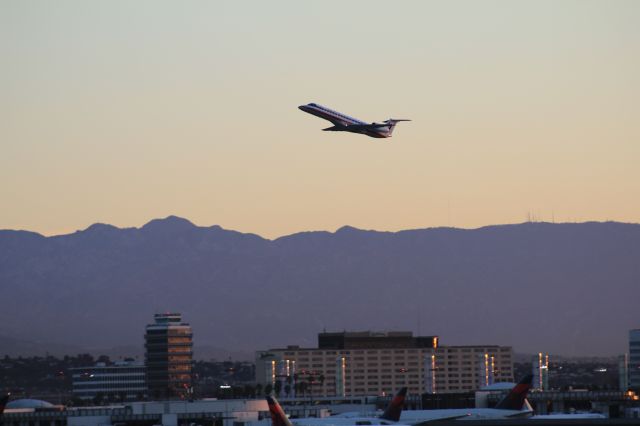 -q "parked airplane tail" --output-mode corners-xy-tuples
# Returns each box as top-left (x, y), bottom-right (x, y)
(494, 375), (533, 410)
(379, 387), (407, 422)
(266, 395), (294, 426)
